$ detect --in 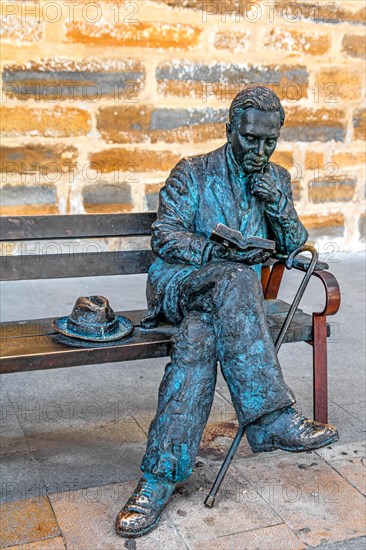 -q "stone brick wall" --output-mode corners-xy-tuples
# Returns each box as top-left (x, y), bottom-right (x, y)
(1, 0), (365, 249)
